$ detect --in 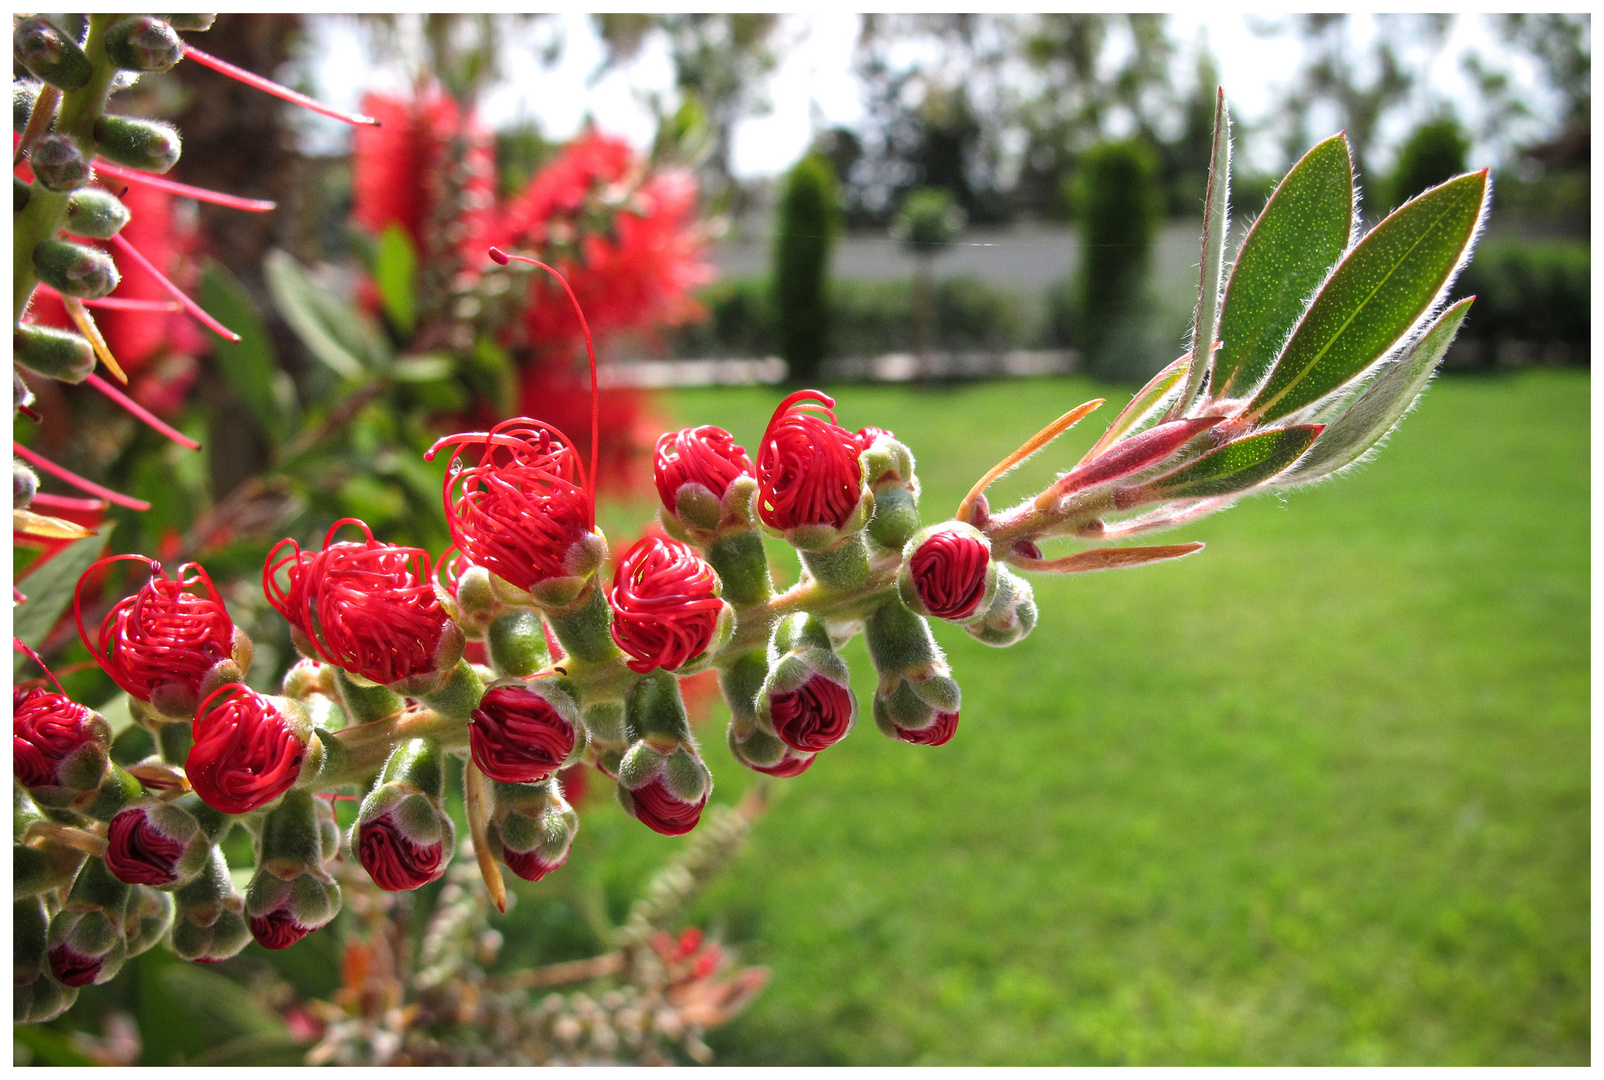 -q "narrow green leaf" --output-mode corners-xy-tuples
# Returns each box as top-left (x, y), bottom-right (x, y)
(1247, 170), (1489, 423)
(161, 964), (291, 1041)
(375, 223), (417, 336)
(12, 1023), (97, 1066)
(1128, 426), (1321, 504)
(193, 1034), (309, 1067)
(263, 249), (367, 379)
(201, 263), (295, 444)
(1277, 298), (1472, 486)
(1214, 134), (1354, 398)
(13, 526), (111, 675)
(390, 354), (454, 382)
(1082, 353), (1191, 463)
(1174, 89), (1230, 414)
